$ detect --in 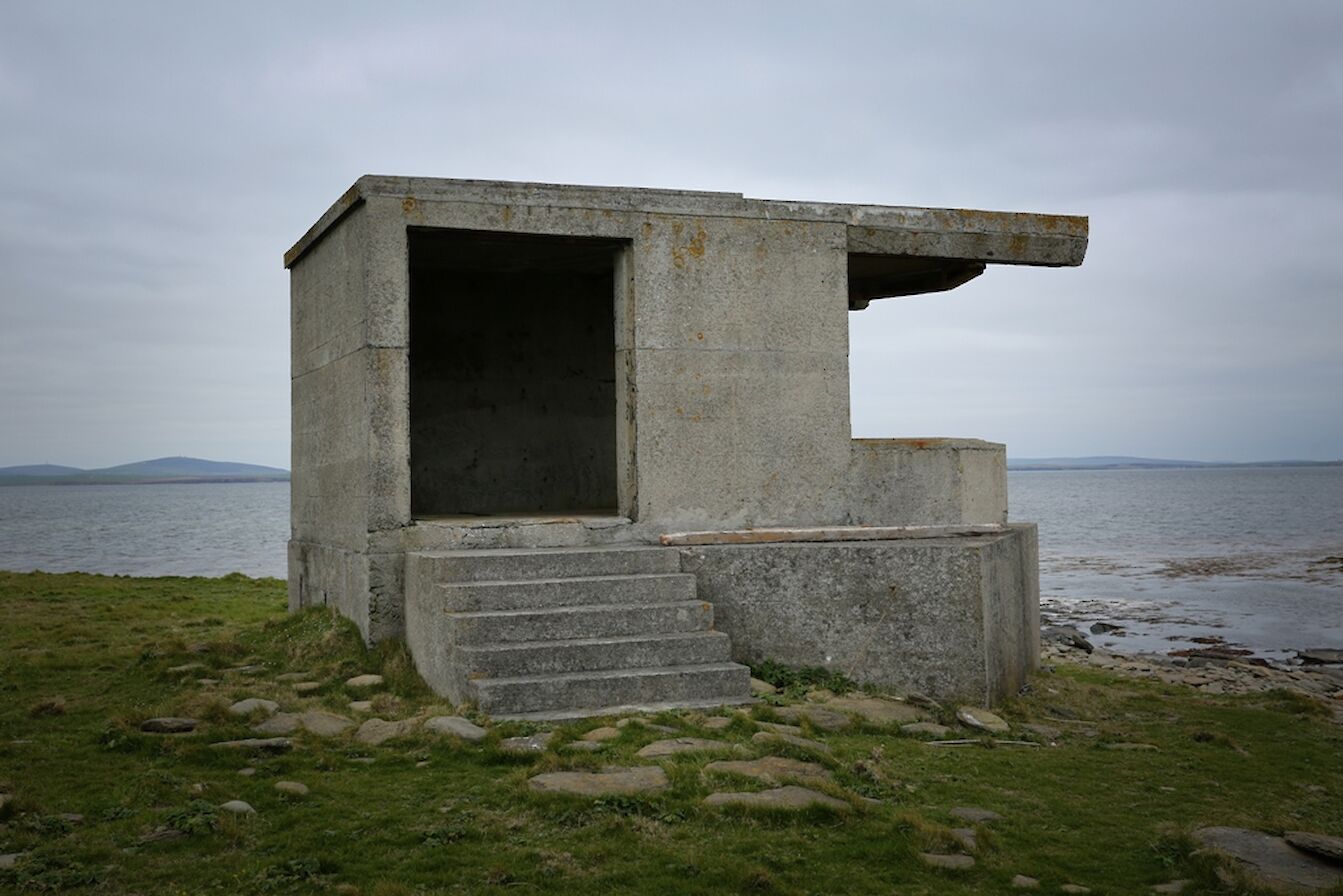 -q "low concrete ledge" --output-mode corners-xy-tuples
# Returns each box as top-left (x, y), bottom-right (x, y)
(661, 524), (1006, 546)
